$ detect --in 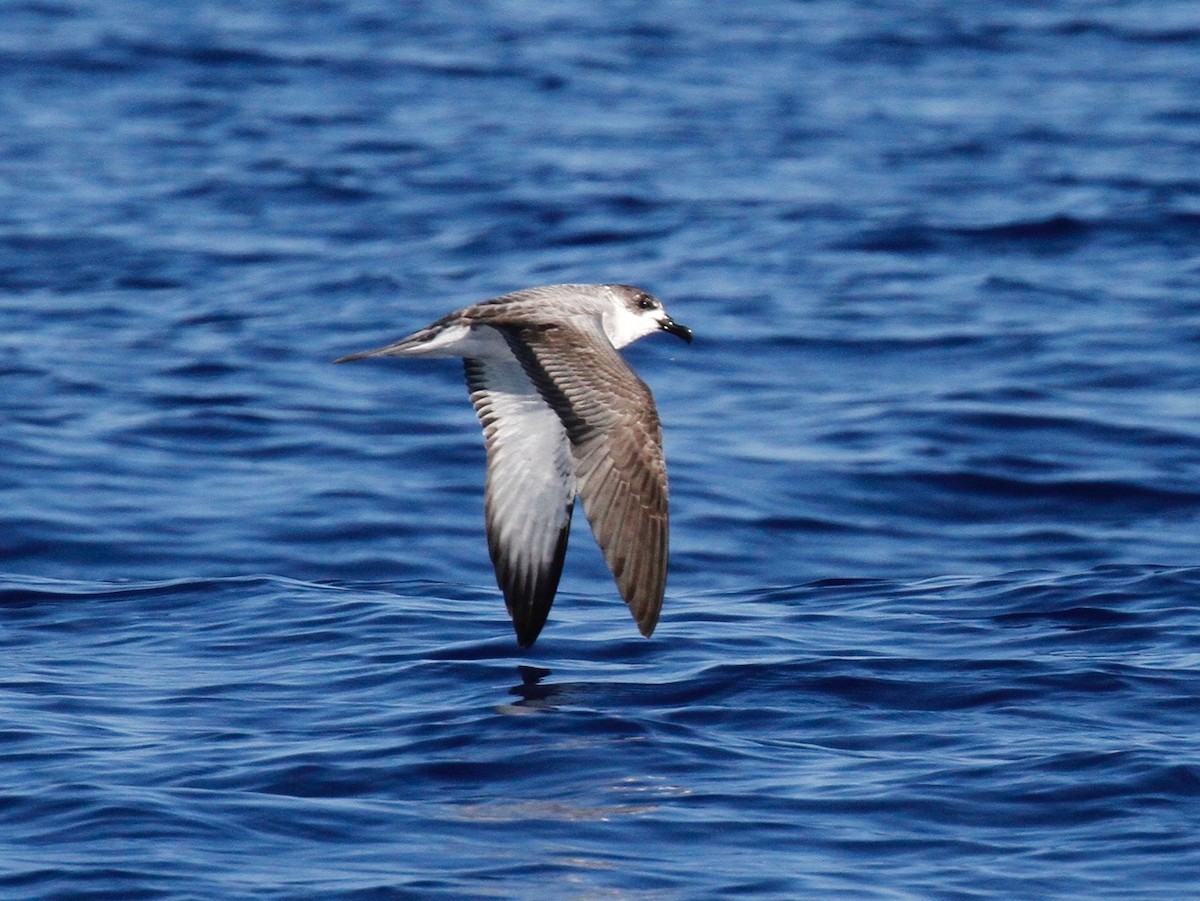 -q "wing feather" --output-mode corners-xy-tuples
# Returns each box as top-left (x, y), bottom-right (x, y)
(496, 322), (669, 637)
(464, 356), (576, 647)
